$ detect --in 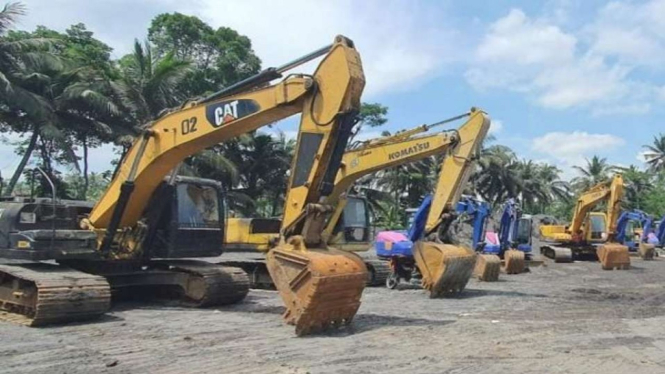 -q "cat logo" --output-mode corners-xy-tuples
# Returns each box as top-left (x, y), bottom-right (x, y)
(205, 99), (260, 128)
